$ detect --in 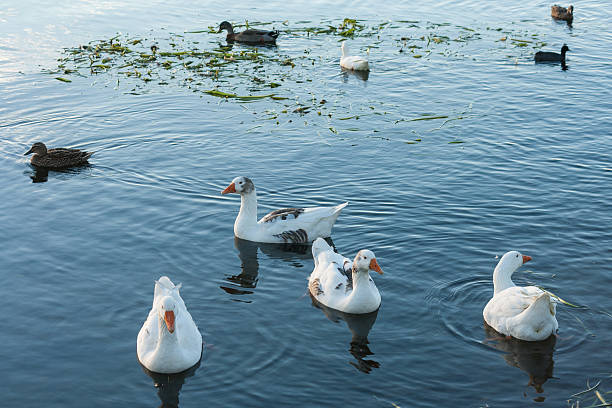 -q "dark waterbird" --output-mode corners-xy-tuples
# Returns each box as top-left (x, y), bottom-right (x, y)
(218, 21), (279, 44)
(24, 142), (93, 169)
(551, 4), (574, 23)
(534, 44), (570, 64)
